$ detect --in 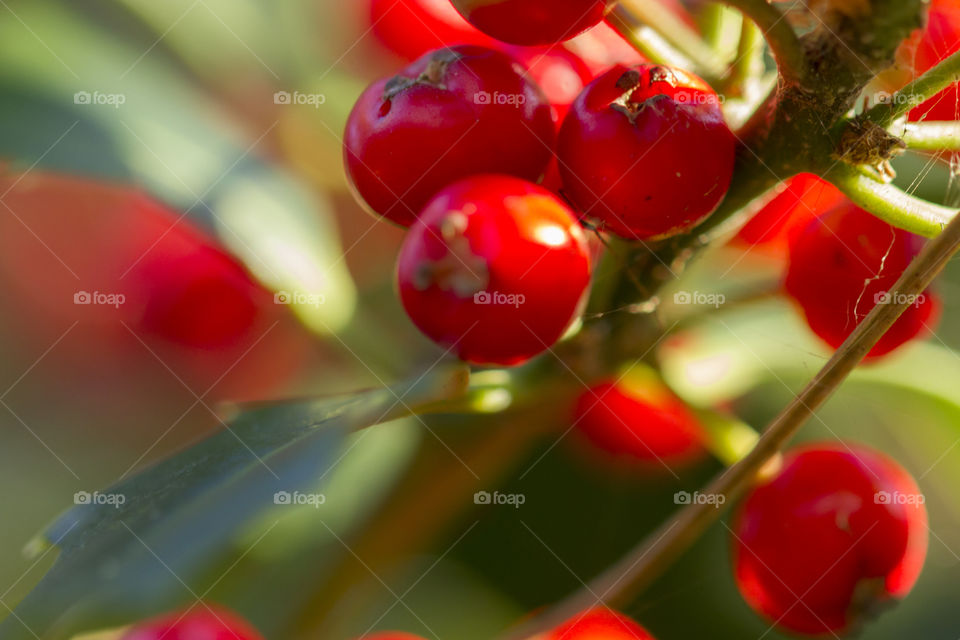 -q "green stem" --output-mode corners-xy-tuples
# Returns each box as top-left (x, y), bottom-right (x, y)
(726, 16), (766, 95)
(606, 8), (701, 74)
(826, 165), (957, 237)
(614, 0), (726, 82)
(698, 3), (730, 52)
(863, 49), (960, 127)
(901, 121), (960, 150)
(499, 200), (960, 640)
(720, 0), (806, 85)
